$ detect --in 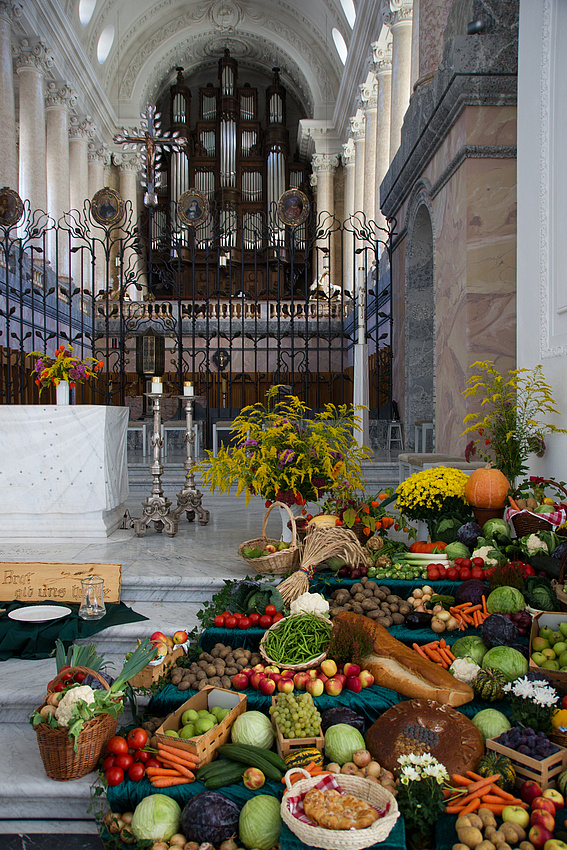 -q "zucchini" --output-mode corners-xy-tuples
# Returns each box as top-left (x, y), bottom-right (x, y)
(203, 763), (246, 789)
(216, 744), (284, 780)
(196, 758), (235, 780)
(426, 594), (455, 610)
